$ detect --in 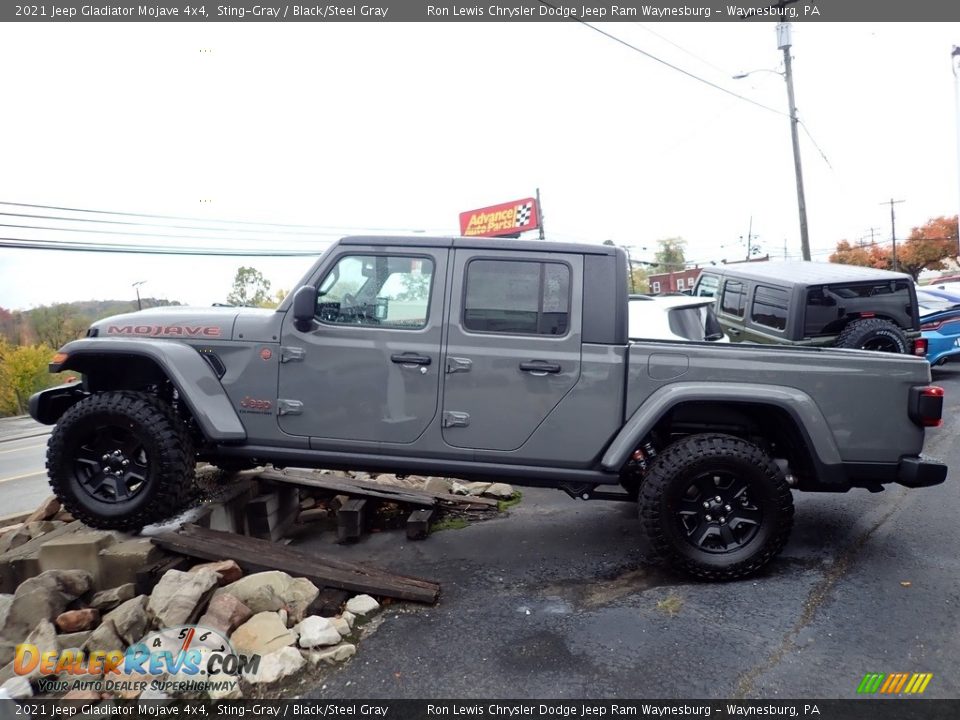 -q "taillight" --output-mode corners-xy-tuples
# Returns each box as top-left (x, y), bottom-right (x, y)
(910, 385), (944, 427)
(913, 338), (928, 356)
